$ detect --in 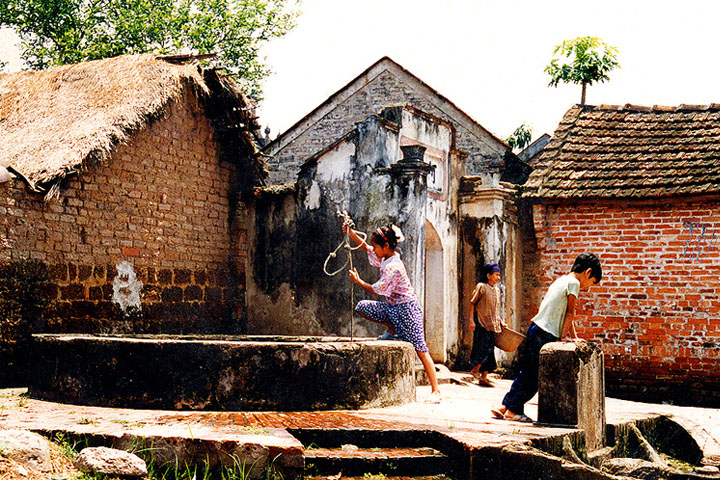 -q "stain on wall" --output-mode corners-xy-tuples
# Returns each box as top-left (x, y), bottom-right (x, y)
(112, 261), (143, 316)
